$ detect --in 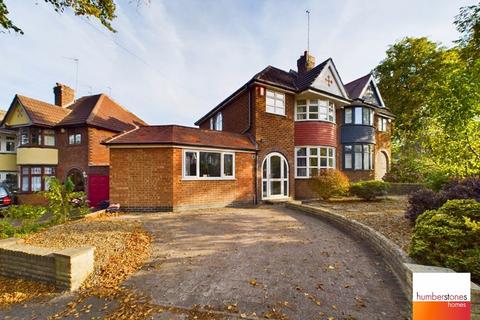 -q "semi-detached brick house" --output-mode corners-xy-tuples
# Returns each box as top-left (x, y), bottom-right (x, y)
(1, 83), (146, 206)
(105, 51), (394, 211)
